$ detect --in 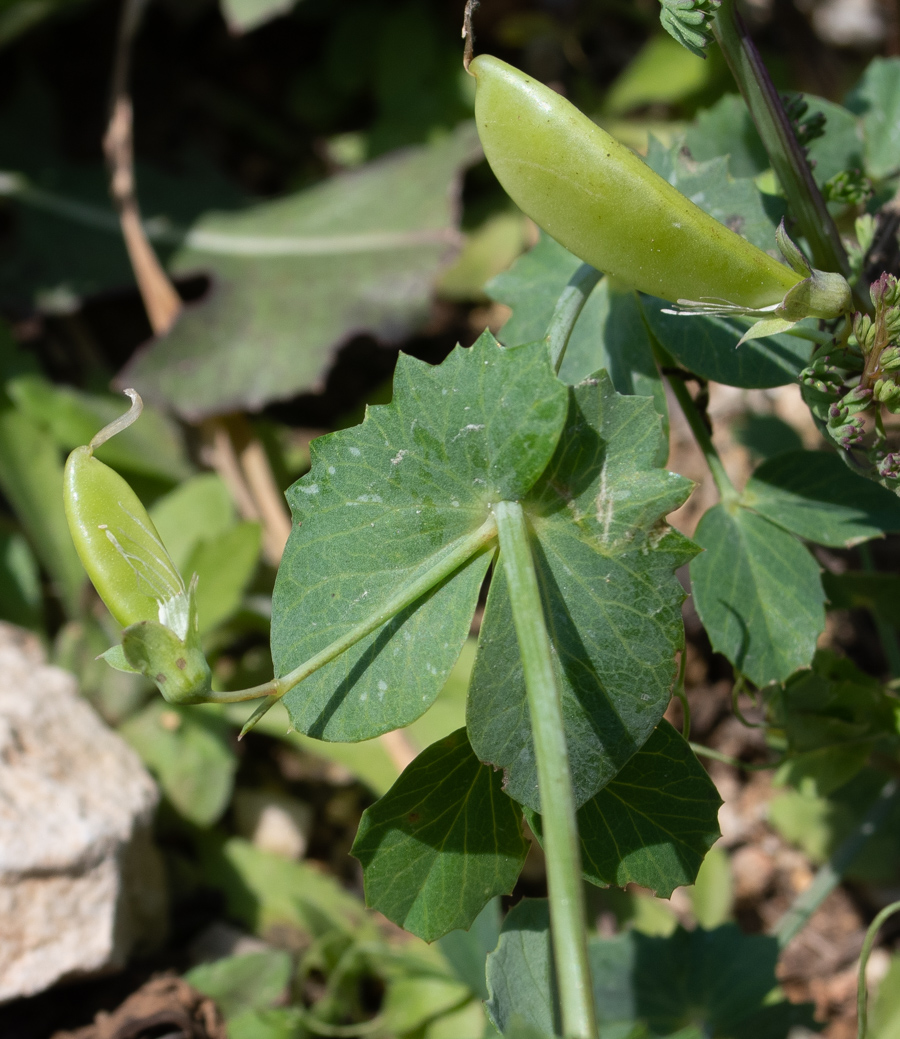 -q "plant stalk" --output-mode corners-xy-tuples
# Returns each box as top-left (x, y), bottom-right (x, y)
(650, 339), (739, 505)
(774, 777), (899, 949)
(210, 514), (498, 726)
(857, 898), (900, 1039)
(494, 500), (597, 1039)
(711, 0), (849, 278)
(545, 263), (603, 373)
